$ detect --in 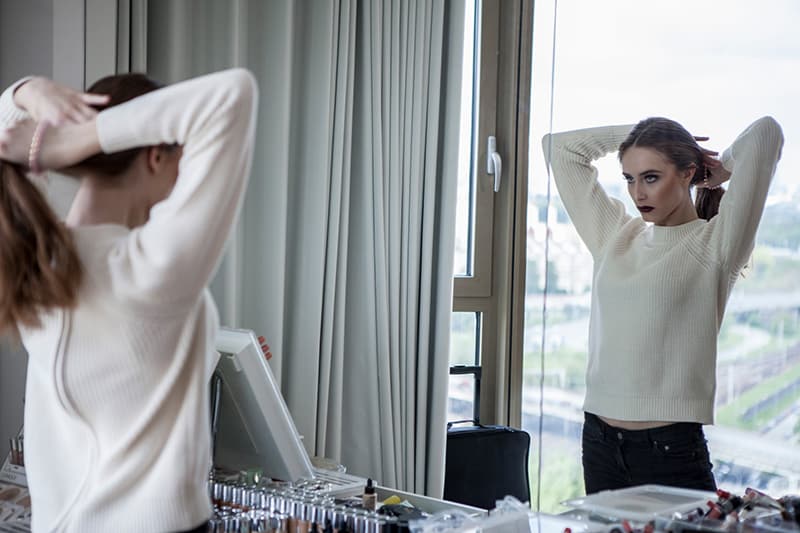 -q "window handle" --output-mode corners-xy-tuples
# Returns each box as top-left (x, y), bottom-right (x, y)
(487, 135), (502, 192)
